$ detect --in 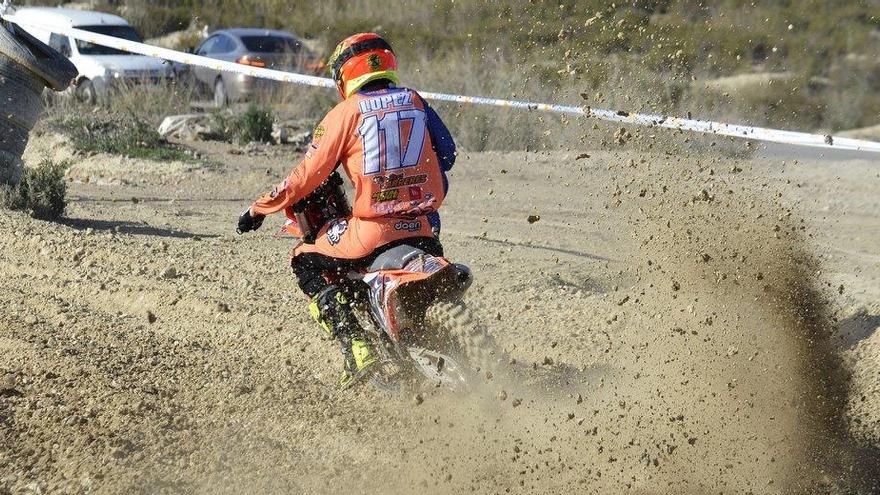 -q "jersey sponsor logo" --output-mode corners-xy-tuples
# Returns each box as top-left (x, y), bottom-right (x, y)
(313, 125), (326, 140)
(408, 186), (422, 200)
(371, 188), (399, 203)
(326, 219), (348, 246)
(394, 220), (422, 232)
(371, 201), (400, 215)
(371, 192), (436, 216)
(357, 91), (414, 114)
(372, 173), (427, 189)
